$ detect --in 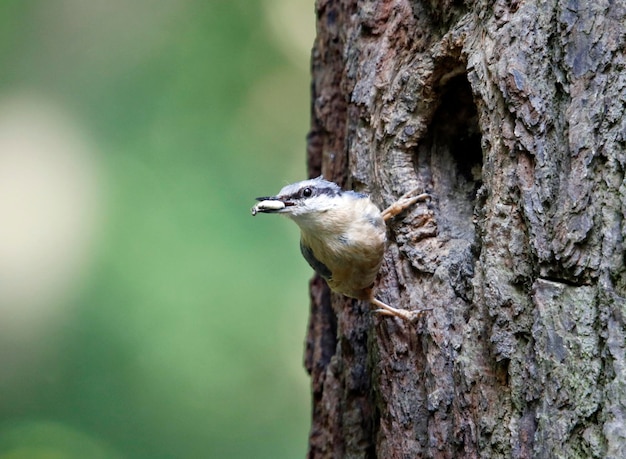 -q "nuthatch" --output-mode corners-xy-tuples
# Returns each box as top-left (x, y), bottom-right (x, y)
(252, 176), (430, 321)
